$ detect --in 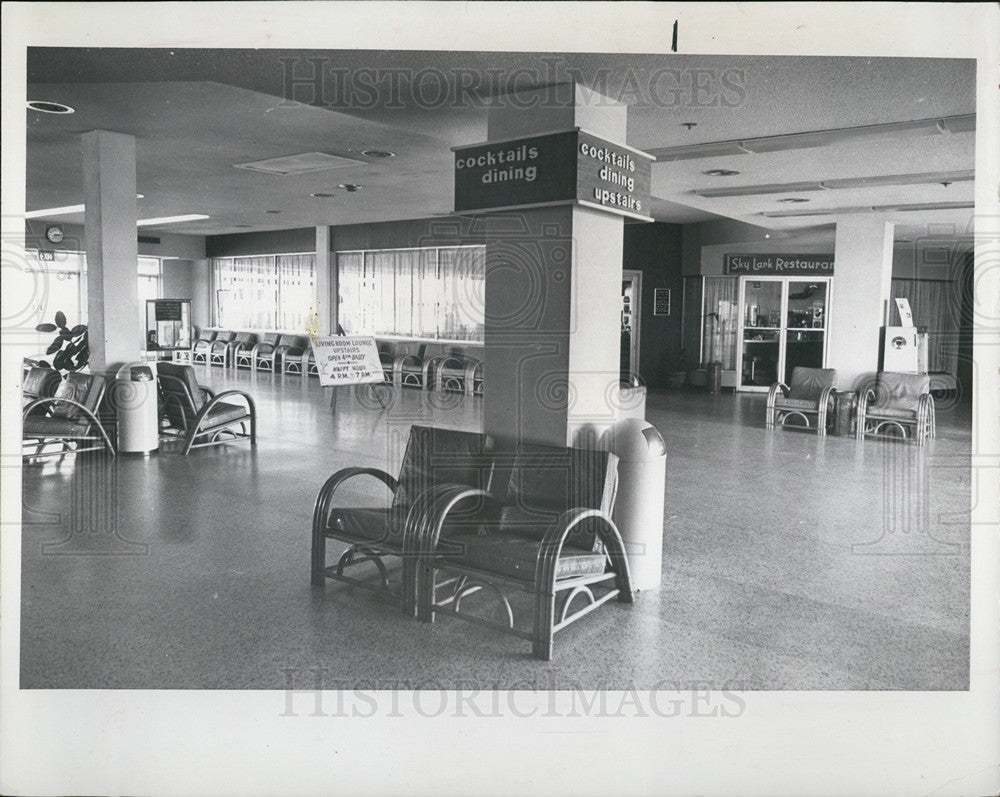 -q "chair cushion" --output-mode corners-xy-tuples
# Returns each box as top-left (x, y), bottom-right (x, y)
(497, 445), (617, 552)
(866, 407), (920, 421)
(872, 372), (930, 413)
(23, 416), (92, 437)
(774, 397), (821, 411)
(48, 373), (104, 420)
(326, 507), (407, 550)
(787, 367), (836, 401)
(392, 426), (493, 509)
(201, 400), (250, 428)
(441, 532), (607, 581)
